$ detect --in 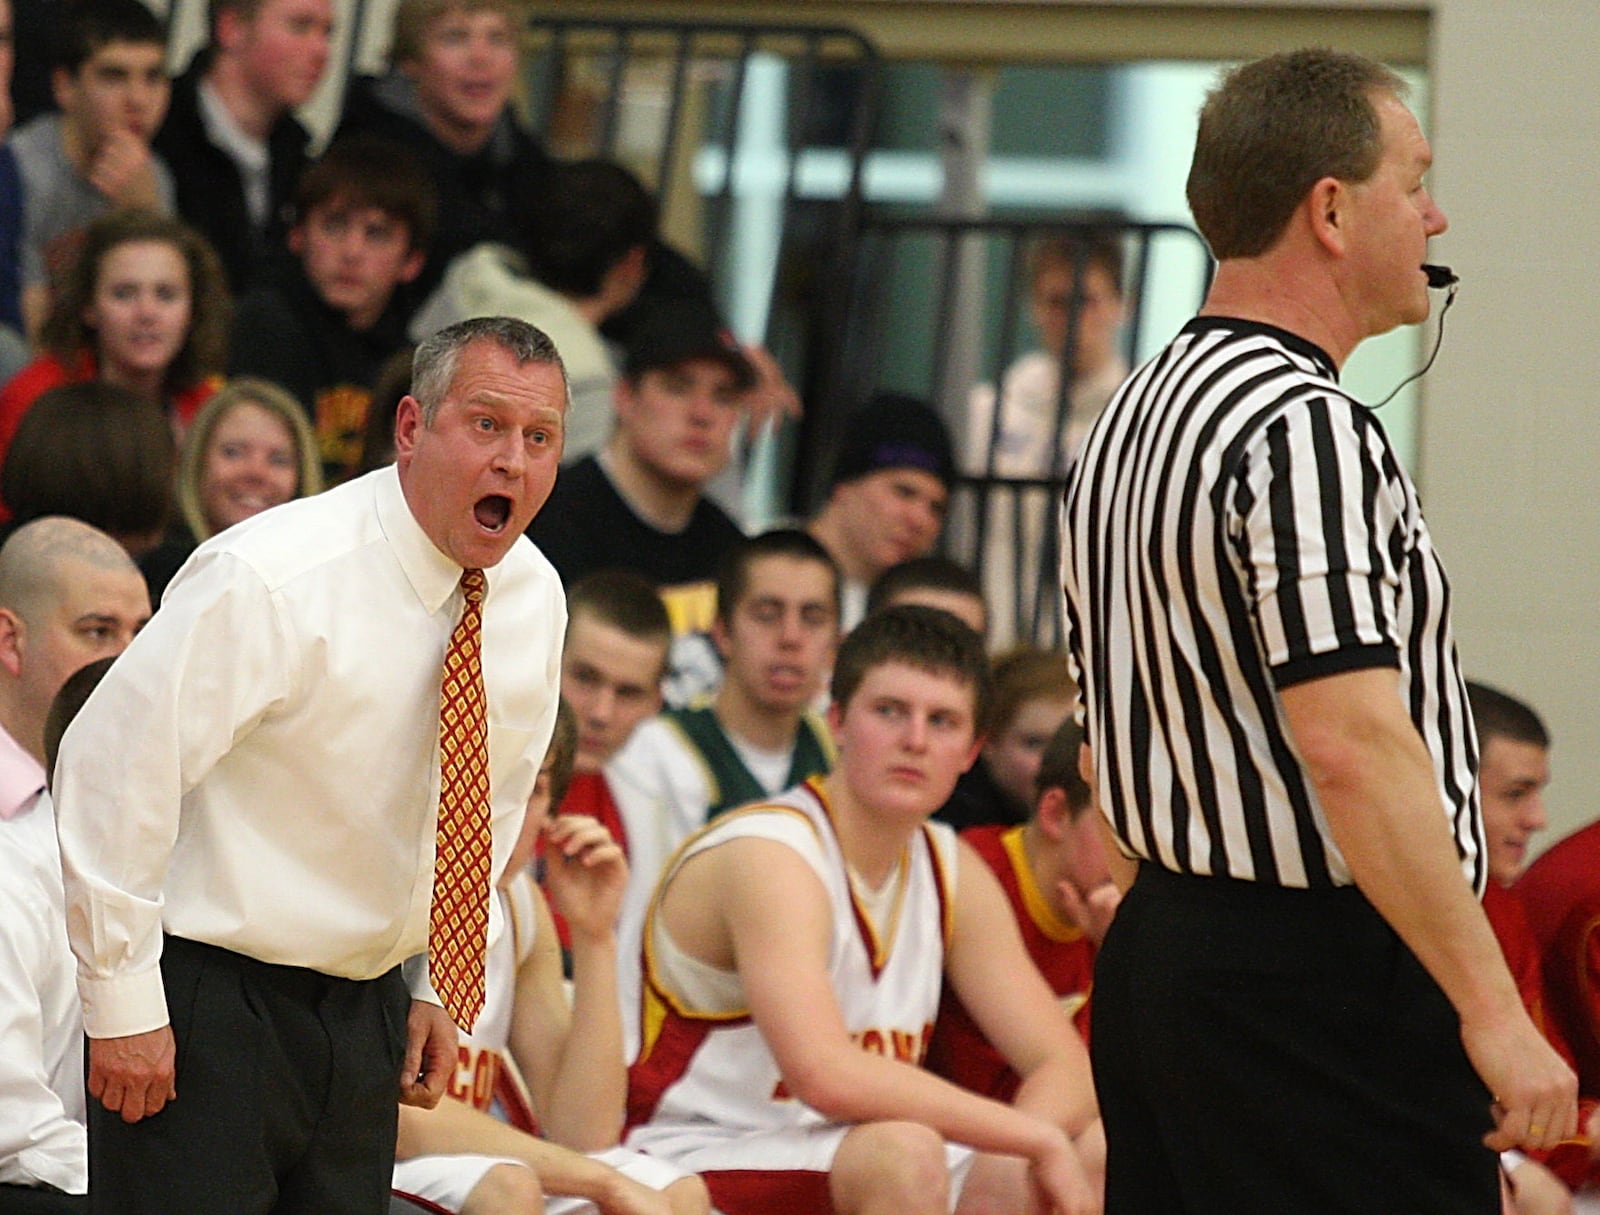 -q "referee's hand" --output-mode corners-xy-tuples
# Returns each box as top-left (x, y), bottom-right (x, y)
(1464, 1006), (1578, 1153)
